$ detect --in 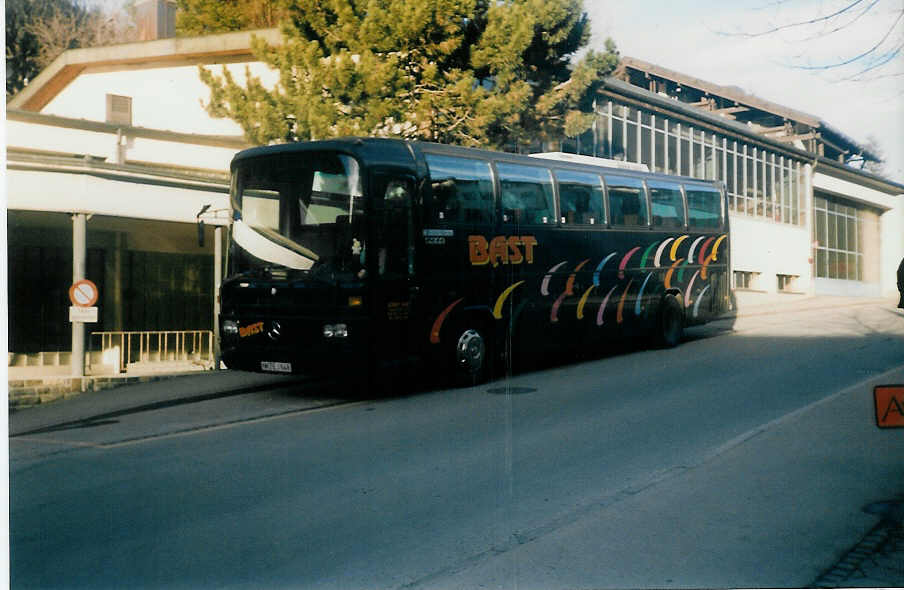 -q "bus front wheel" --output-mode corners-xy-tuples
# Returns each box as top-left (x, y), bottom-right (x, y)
(657, 294), (684, 348)
(453, 327), (488, 386)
